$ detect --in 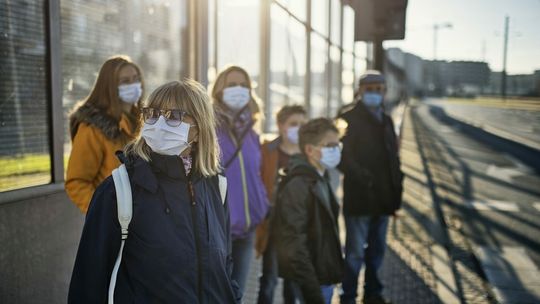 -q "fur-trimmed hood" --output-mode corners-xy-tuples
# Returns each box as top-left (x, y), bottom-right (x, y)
(69, 103), (133, 141)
